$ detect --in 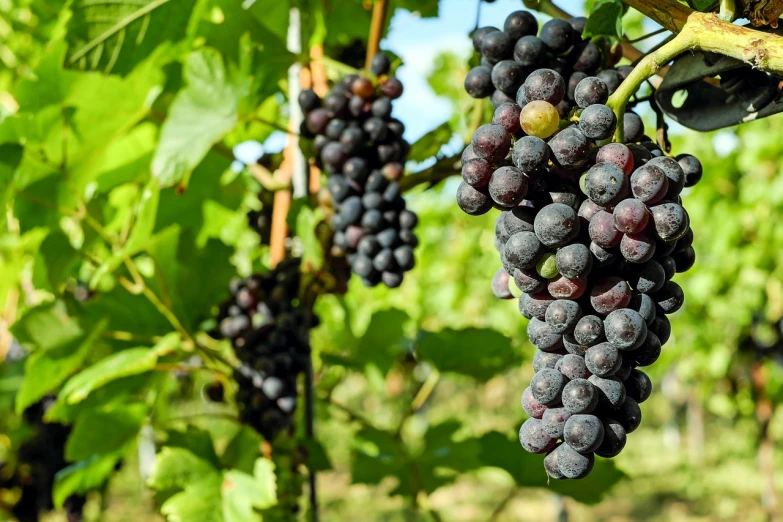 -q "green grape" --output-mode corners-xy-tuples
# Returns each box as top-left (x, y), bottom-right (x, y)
(519, 100), (560, 138)
(537, 252), (559, 279)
